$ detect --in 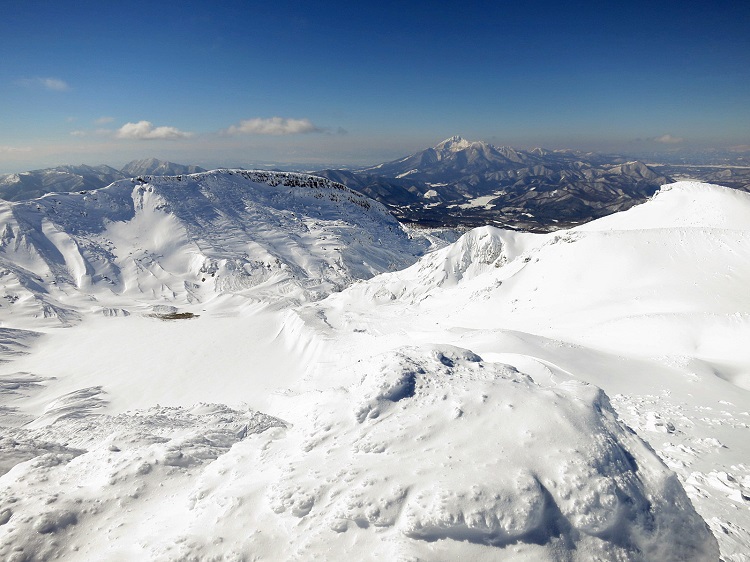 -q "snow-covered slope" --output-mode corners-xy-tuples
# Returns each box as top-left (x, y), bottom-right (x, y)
(0, 180), (747, 560)
(0, 169), (427, 327)
(307, 181), (750, 559)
